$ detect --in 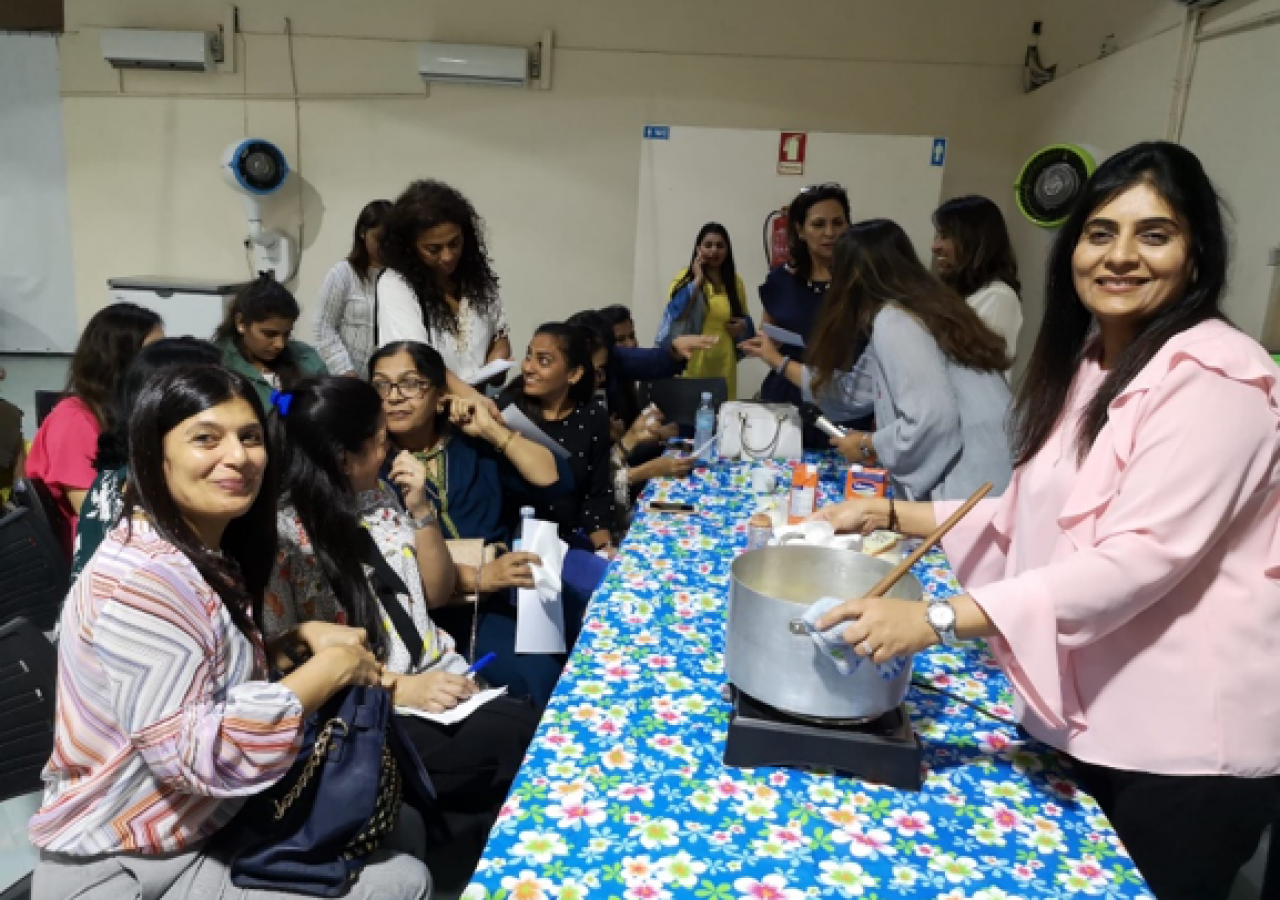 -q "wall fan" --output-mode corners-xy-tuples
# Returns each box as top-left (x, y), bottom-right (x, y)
(1014, 144), (1097, 228)
(220, 138), (295, 280)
